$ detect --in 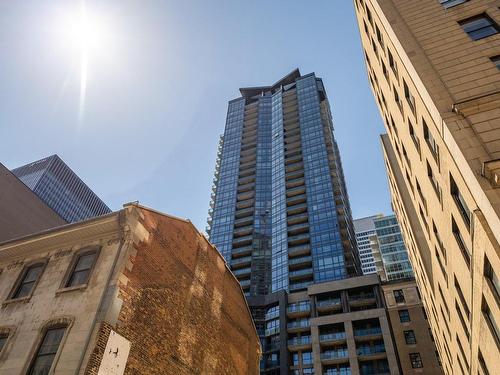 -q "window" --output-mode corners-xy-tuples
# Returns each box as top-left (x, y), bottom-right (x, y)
(403, 80), (416, 114)
(302, 351), (313, 365)
(28, 326), (67, 375)
(409, 353), (423, 368)
(65, 251), (98, 288)
(388, 49), (398, 76)
(482, 298), (500, 344)
(0, 333), (8, 353)
(452, 216), (470, 267)
(450, 174), (471, 228)
(491, 55), (500, 70)
(376, 24), (384, 48)
(394, 85), (403, 113)
(409, 120), (420, 153)
(366, 7), (373, 27)
(427, 161), (440, 198)
(394, 289), (405, 303)
(440, 0), (468, 9)
(399, 309), (410, 322)
(11, 263), (45, 299)
(459, 14), (500, 41)
(404, 330), (417, 344)
(484, 255), (500, 300)
(423, 119), (439, 162)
